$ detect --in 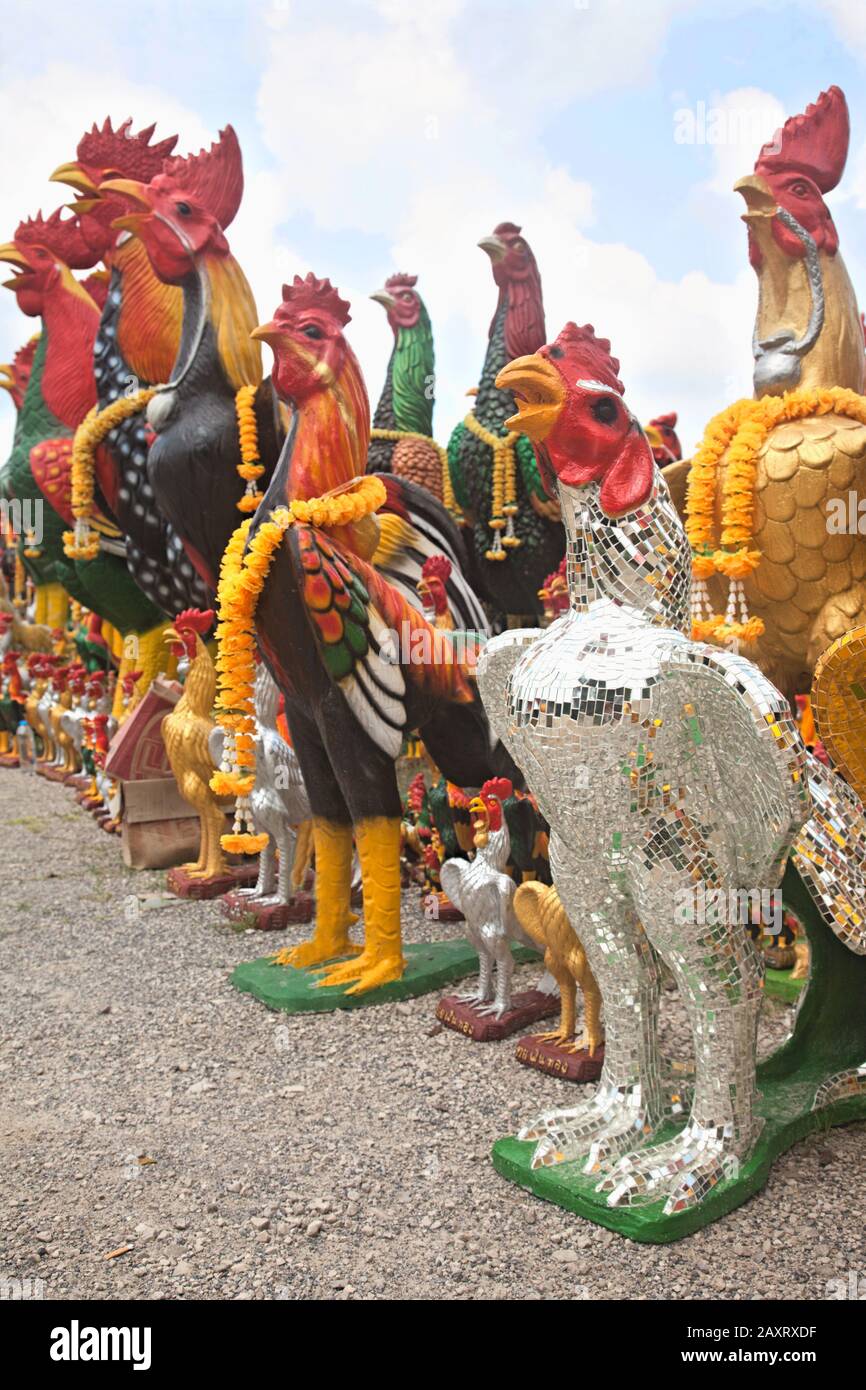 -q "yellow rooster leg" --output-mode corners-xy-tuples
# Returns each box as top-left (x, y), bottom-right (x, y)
(33, 583), (69, 630)
(291, 818), (314, 891)
(0, 732), (9, 754)
(316, 816), (405, 994)
(274, 818), (359, 969)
